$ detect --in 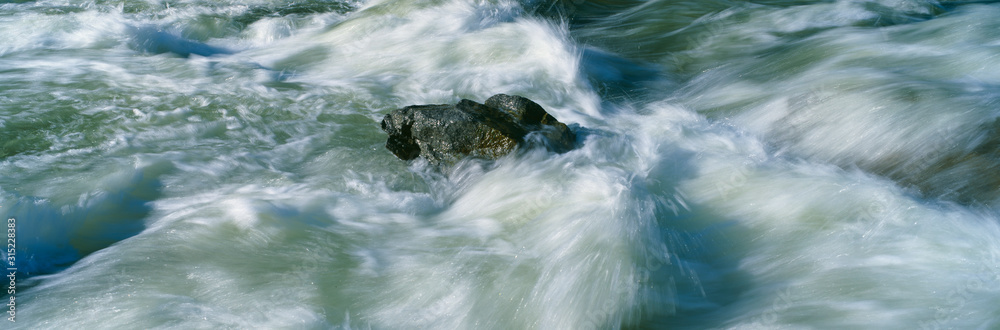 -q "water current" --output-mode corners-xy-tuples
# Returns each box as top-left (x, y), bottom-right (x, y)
(2, 0), (1000, 328)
